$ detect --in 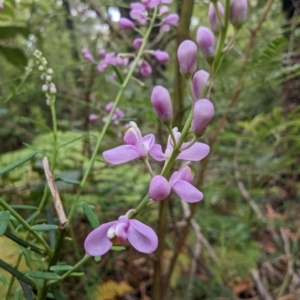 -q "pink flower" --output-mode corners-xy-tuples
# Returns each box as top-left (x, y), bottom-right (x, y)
(82, 48), (94, 62)
(89, 114), (99, 121)
(152, 50), (169, 64)
(177, 40), (197, 75)
(119, 18), (135, 30)
(159, 5), (169, 15)
(192, 99), (214, 134)
(149, 128), (210, 161)
(162, 13), (179, 31)
(103, 121), (155, 164)
(139, 61), (152, 77)
(133, 38), (143, 49)
(208, 2), (224, 32)
(151, 85), (173, 122)
(130, 9), (147, 25)
(196, 26), (215, 58)
(230, 0), (248, 27)
(84, 212), (158, 256)
(192, 70), (209, 98)
(149, 164), (203, 203)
